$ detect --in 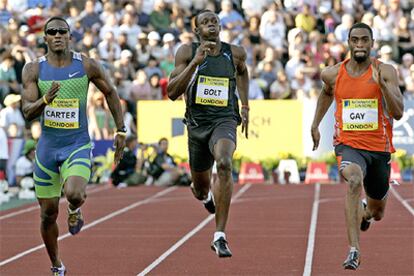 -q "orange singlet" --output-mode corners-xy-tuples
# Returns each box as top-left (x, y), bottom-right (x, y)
(333, 59), (395, 153)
